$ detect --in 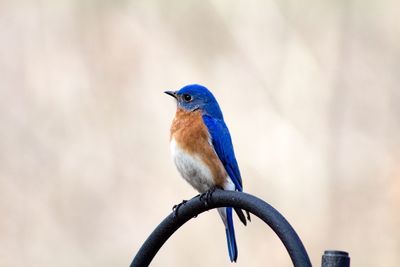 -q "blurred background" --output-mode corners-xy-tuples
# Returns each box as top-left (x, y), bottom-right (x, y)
(1, 0), (399, 266)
